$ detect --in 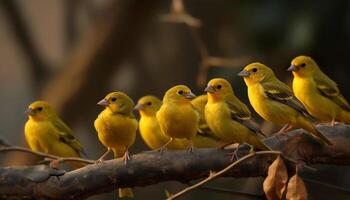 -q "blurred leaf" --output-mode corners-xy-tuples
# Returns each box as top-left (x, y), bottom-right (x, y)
(263, 156), (288, 200)
(286, 174), (308, 200)
(165, 189), (172, 198)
